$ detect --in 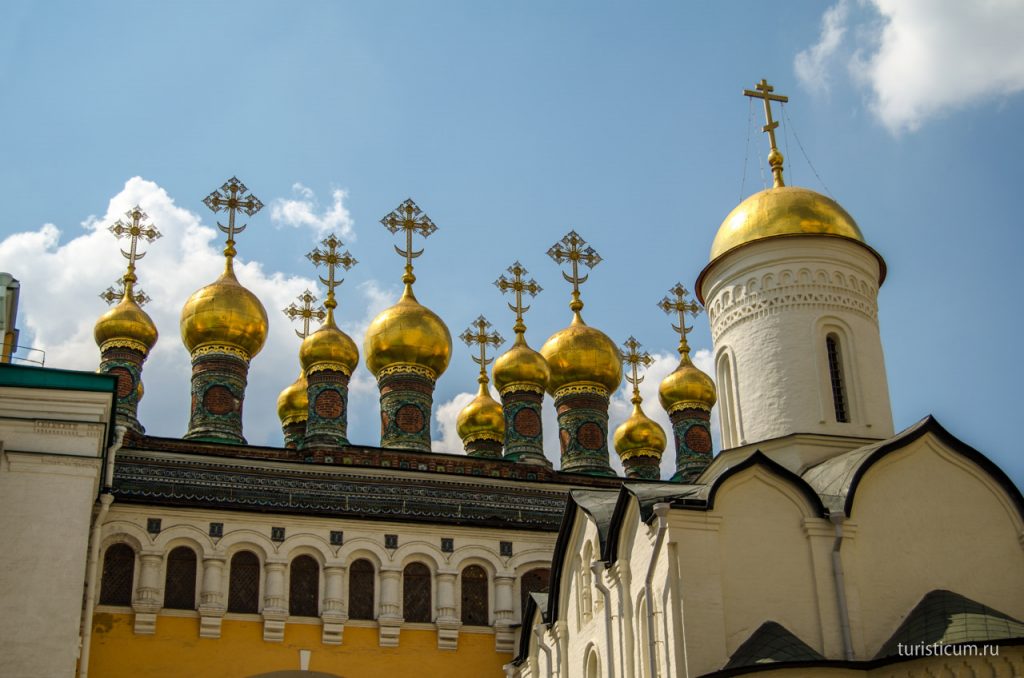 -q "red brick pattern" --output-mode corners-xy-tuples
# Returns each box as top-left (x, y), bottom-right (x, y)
(577, 422), (604, 450)
(314, 390), (343, 419)
(110, 367), (135, 398)
(684, 425), (712, 454)
(513, 408), (541, 437)
(203, 385), (237, 415)
(396, 404), (425, 433)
